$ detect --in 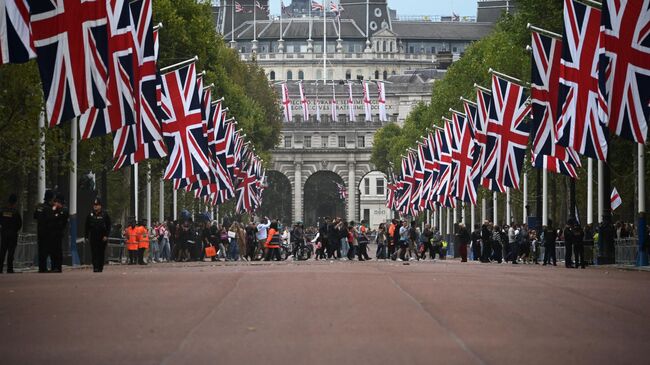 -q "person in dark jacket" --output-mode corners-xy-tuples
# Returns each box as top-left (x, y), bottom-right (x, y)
(48, 193), (69, 273)
(456, 223), (471, 262)
(84, 198), (111, 272)
(543, 221), (558, 266)
(0, 194), (22, 273)
(572, 223), (585, 269)
(471, 224), (481, 261)
(34, 190), (54, 272)
(480, 222), (492, 263)
(563, 220), (575, 268)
